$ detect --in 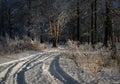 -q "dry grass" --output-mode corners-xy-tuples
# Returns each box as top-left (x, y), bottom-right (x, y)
(0, 37), (45, 56)
(63, 40), (120, 73)
(26, 43), (45, 51)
